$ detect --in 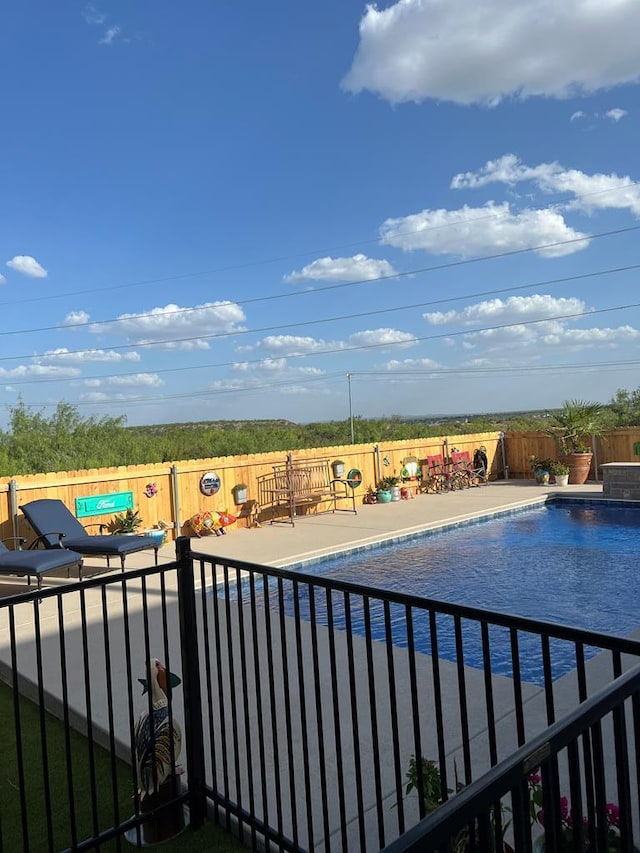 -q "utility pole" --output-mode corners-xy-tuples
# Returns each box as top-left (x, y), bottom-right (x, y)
(347, 372), (354, 444)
